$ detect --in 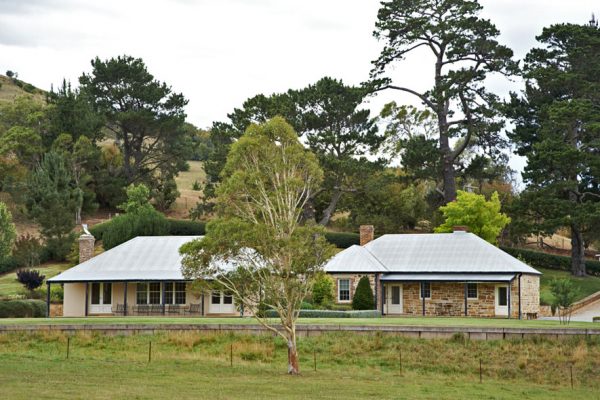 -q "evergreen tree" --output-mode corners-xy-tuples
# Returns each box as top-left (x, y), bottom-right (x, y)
(0, 202), (16, 262)
(507, 22), (600, 276)
(352, 276), (375, 310)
